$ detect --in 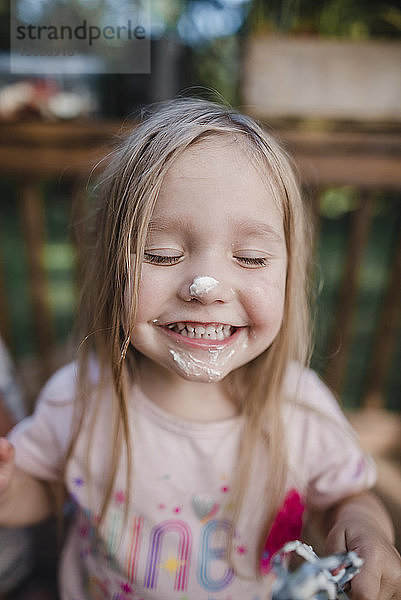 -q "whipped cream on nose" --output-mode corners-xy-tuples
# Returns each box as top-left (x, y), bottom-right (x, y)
(189, 276), (219, 298)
